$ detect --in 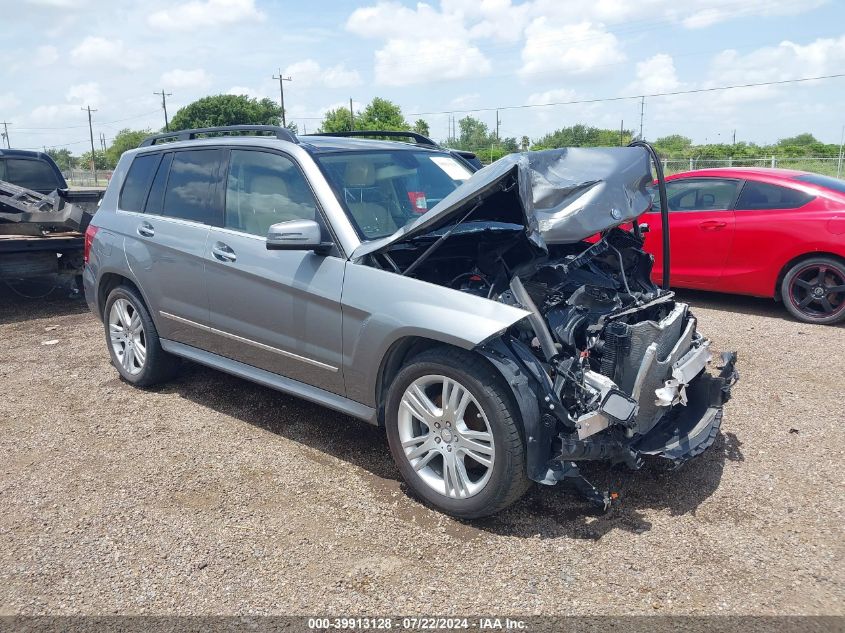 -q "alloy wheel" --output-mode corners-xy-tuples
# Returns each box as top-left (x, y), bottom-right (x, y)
(108, 298), (147, 375)
(788, 263), (845, 321)
(397, 374), (495, 499)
